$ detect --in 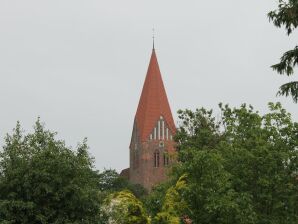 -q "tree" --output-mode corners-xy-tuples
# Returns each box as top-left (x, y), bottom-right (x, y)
(98, 169), (147, 199)
(100, 190), (149, 224)
(152, 175), (189, 224)
(268, 0), (298, 102)
(142, 181), (172, 218)
(174, 103), (298, 223)
(0, 119), (101, 223)
(174, 149), (256, 224)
